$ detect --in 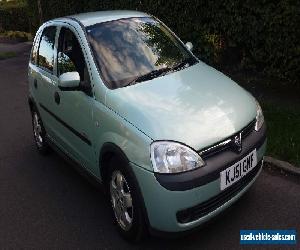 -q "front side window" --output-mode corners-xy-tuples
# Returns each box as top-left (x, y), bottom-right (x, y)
(38, 26), (56, 72)
(86, 17), (197, 89)
(57, 27), (92, 95)
(57, 27), (89, 82)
